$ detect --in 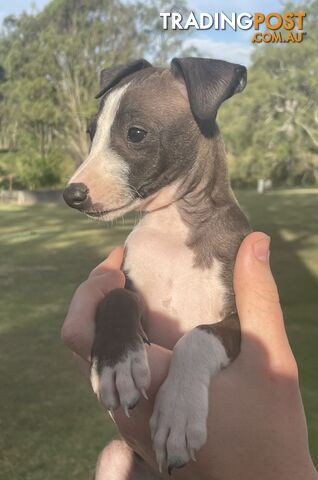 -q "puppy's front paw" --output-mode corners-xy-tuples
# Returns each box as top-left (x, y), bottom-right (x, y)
(90, 342), (150, 415)
(149, 327), (229, 472)
(150, 371), (209, 473)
